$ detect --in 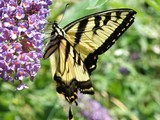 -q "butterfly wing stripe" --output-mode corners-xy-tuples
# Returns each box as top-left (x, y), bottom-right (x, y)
(74, 19), (88, 47)
(64, 41), (70, 63)
(93, 15), (102, 34)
